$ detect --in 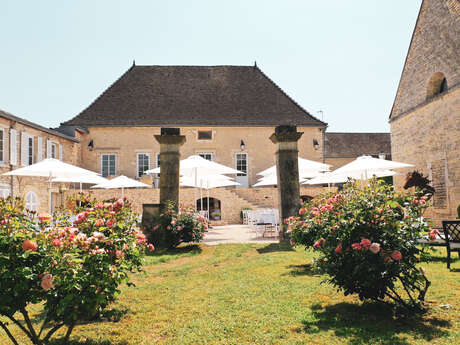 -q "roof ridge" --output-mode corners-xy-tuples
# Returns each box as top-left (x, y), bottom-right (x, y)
(133, 64), (254, 68)
(254, 65), (327, 127)
(61, 64), (135, 126)
(326, 132), (390, 134)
